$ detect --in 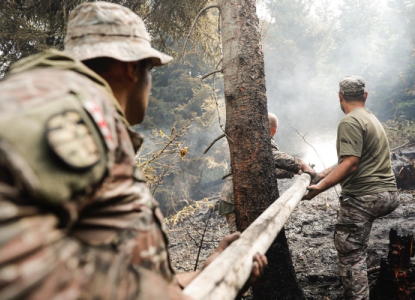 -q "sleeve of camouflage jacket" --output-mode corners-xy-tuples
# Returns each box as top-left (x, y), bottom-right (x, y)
(275, 168), (295, 179)
(0, 66), (187, 300)
(272, 147), (302, 175)
(0, 185), (191, 300)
